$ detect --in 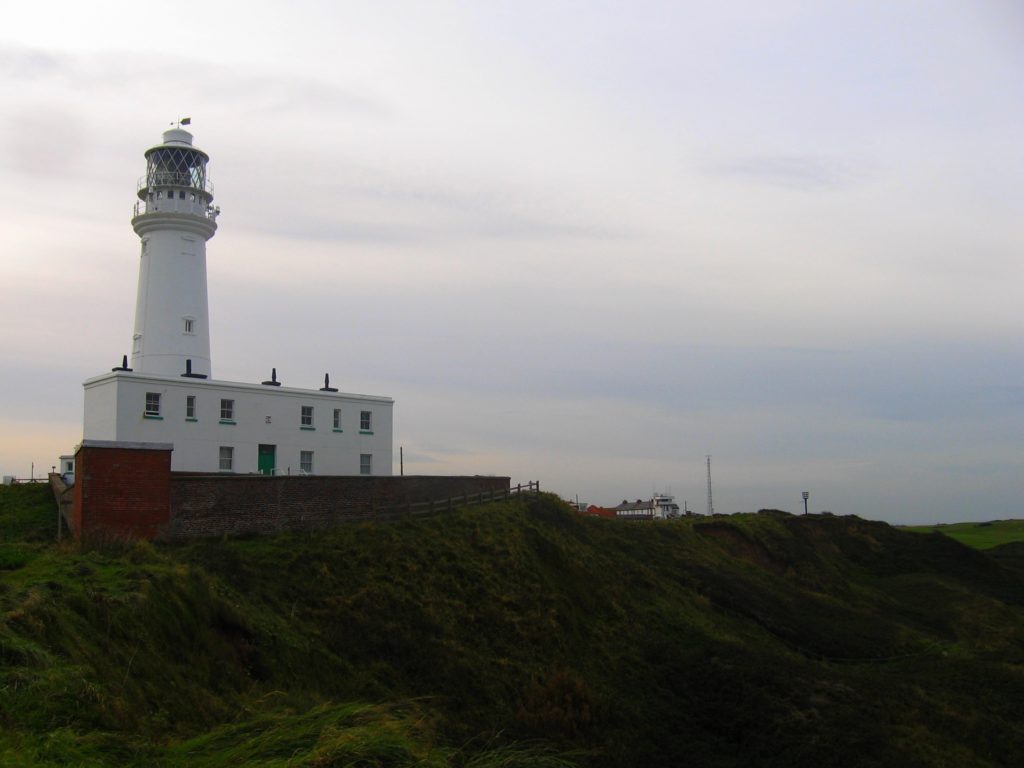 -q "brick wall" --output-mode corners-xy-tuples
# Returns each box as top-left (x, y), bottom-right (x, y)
(166, 474), (510, 540)
(73, 442), (173, 540)
(71, 442), (510, 541)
